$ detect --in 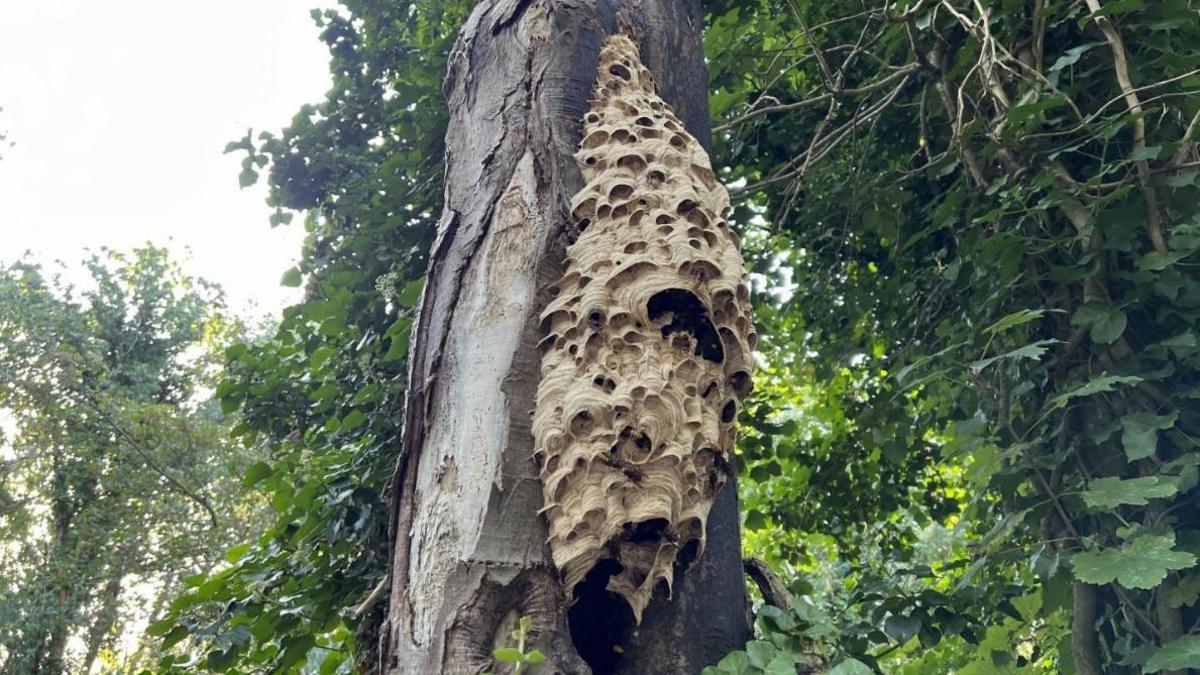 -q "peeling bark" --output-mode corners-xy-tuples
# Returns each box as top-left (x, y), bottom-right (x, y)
(381, 2), (750, 673)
